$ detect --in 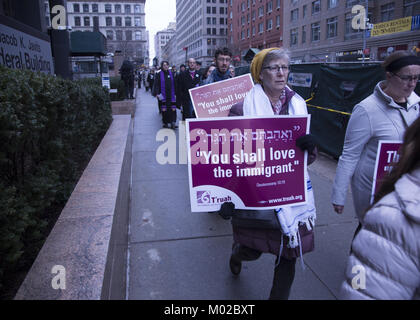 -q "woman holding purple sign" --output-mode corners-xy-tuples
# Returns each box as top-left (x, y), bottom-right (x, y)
(340, 117), (420, 300)
(220, 48), (318, 300)
(152, 61), (178, 129)
(331, 52), (420, 222)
